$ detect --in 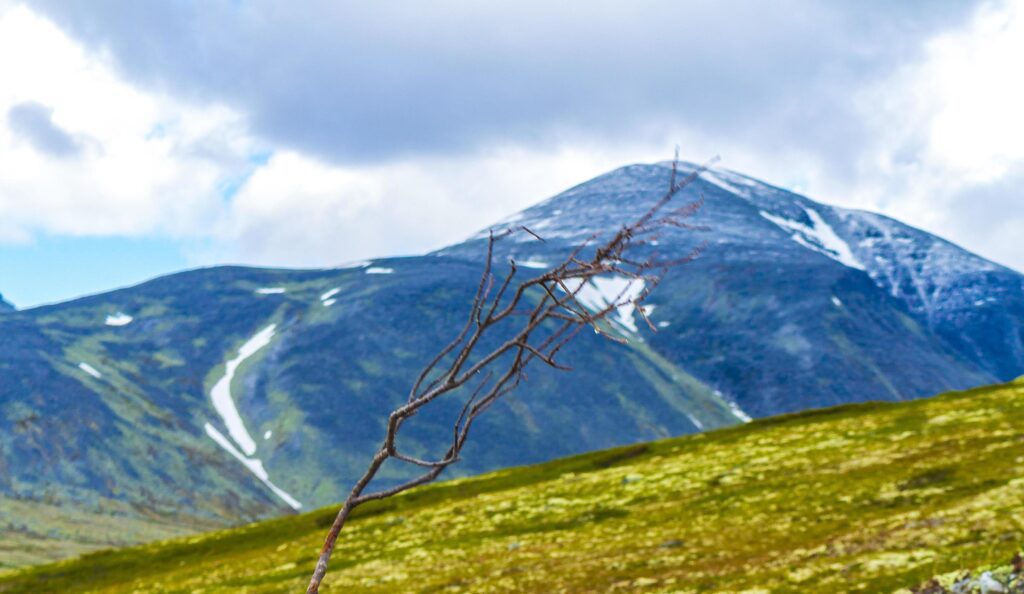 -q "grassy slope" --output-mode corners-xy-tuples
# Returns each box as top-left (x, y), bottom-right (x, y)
(3, 379), (1024, 593)
(2, 261), (741, 567)
(0, 497), (211, 570)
